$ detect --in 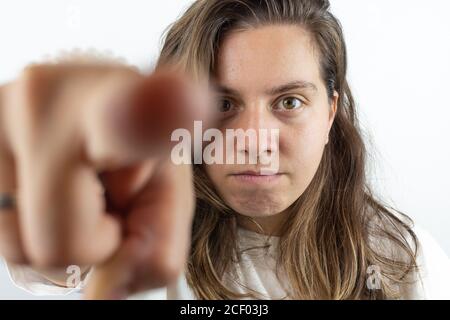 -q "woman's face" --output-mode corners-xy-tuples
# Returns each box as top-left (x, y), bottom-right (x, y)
(206, 25), (338, 232)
